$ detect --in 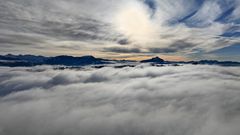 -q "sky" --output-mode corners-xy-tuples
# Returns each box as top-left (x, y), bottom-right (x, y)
(0, 0), (240, 61)
(0, 65), (240, 135)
